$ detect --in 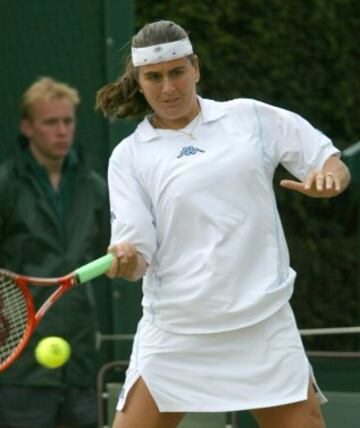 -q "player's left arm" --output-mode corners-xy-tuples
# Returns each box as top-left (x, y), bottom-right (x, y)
(280, 155), (351, 198)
